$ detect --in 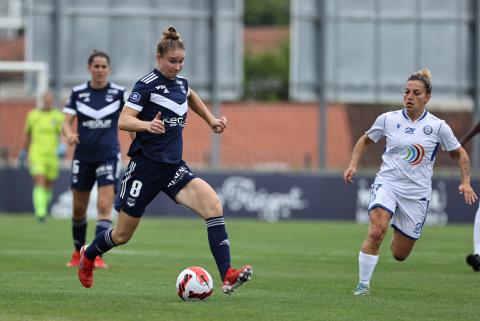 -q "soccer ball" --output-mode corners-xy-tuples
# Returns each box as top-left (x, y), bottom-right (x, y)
(176, 266), (214, 301)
